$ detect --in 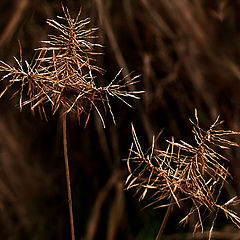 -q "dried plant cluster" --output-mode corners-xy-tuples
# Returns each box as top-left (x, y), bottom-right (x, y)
(0, 5), (141, 126)
(126, 110), (240, 238)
